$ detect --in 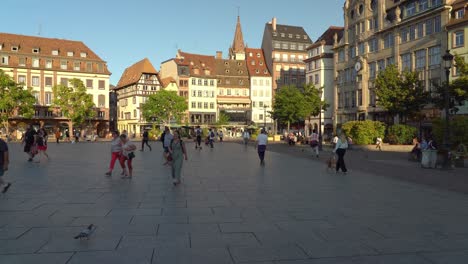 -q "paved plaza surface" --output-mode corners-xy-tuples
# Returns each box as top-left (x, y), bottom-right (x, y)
(1, 140), (468, 264)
